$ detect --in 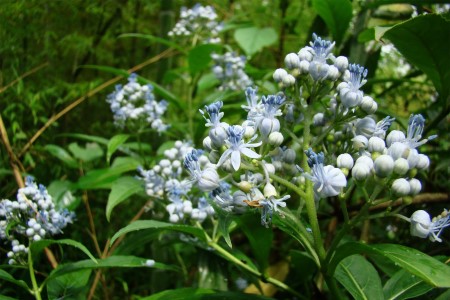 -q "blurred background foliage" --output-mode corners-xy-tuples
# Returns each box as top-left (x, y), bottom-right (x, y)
(1, 0), (449, 298)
